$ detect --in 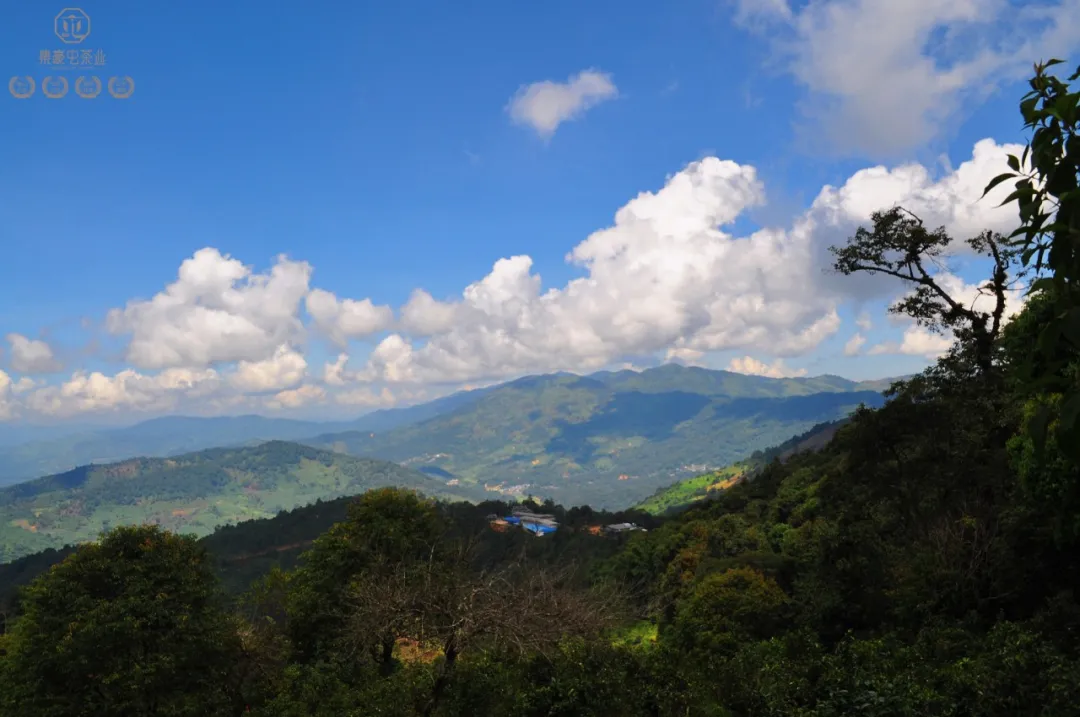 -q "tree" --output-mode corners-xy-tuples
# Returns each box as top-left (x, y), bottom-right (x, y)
(342, 539), (626, 717)
(987, 59), (1080, 455)
(286, 488), (445, 663)
(669, 567), (790, 662)
(830, 206), (1018, 374)
(0, 525), (240, 717)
